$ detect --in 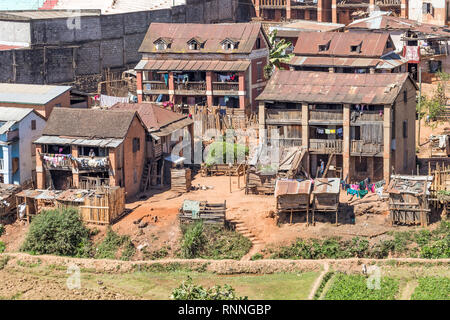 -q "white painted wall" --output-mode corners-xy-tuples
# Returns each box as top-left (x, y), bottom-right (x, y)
(0, 21), (31, 47)
(18, 112), (46, 183)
